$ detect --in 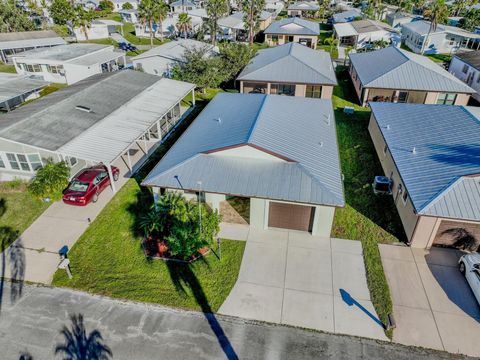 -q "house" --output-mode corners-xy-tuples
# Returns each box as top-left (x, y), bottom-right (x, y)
(401, 20), (480, 54)
(112, 0), (139, 11)
(0, 30), (66, 64)
(12, 44), (126, 85)
(287, 1), (320, 17)
(331, 8), (362, 23)
(264, 18), (320, 49)
(0, 70), (195, 183)
(119, 9), (139, 23)
(135, 14), (202, 38)
(132, 39), (216, 76)
(73, 19), (123, 41)
(237, 42), (337, 98)
(369, 103), (480, 249)
(0, 73), (49, 112)
(170, 0), (196, 13)
(218, 11), (273, 42)
(449, 50), (480, 102)
(264, 0), (284, 16)
(142, 93), (345, 236)
(333, 19), (397, 49)
(385, 12), (420, 29)
(349, 46), (474, 106)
